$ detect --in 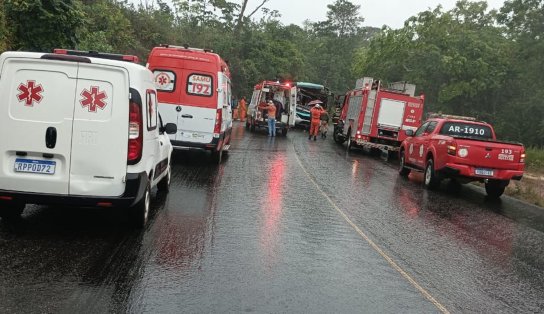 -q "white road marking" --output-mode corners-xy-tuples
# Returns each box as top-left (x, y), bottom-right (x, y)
(293, 151), (450, 314)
